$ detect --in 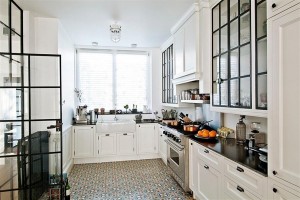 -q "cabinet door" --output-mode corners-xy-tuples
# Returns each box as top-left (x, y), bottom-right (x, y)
(137, 124), (157, 154)
(268, 178), (300, 200)
(100, 134), (116, 156)
(197, 159), (222, 200)
(74, 126), (94, 158)
(117, 133), (135, 155)
(174, 27), (185, 76)
(158, 127), (167, 162)
(184, 13), (197, 72)
(268, 5), (300, 187)
(267, 0), (298, 18)
(189, 141), (198, 196)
